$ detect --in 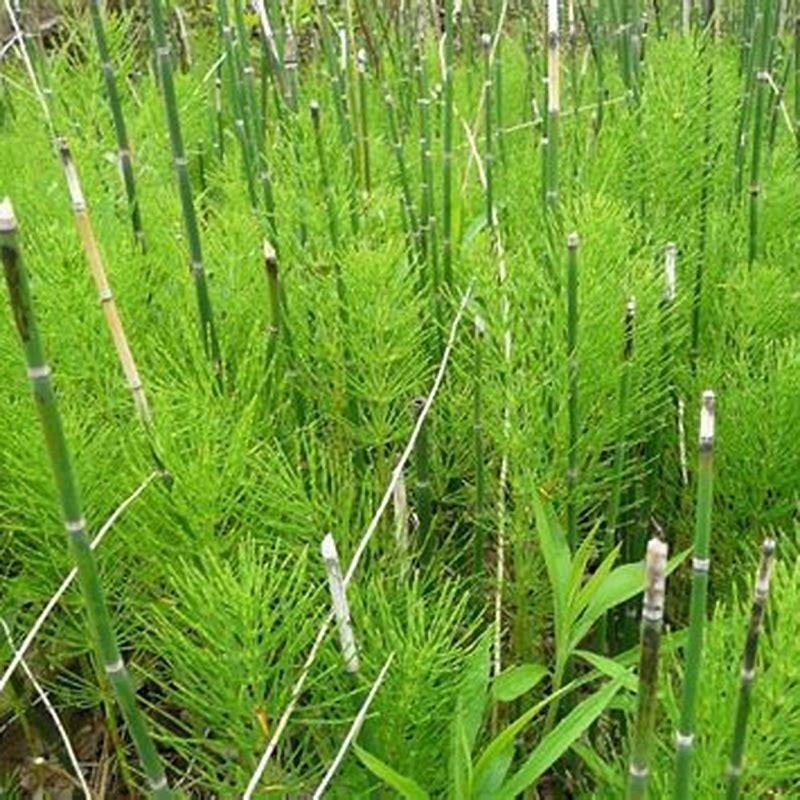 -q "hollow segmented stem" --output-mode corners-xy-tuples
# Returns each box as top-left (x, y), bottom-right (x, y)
(88, 0), (145, 250)
(356, 48), (371, 194)
(310, 100), (341, 253)
(0, 199), (171, 800)
(473, 313), (486, 575)
(748, 8), (774, 265)
(442, 0), (455, 287)
(566, 232), (580, 548)
(58, 140), (152, 427)
(545, 0), (560, 213)
(725, 536), (776, 800)
(673, 390), (716, 800)
(150, 0), (223, 390)
(627, 537), (669, 800)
